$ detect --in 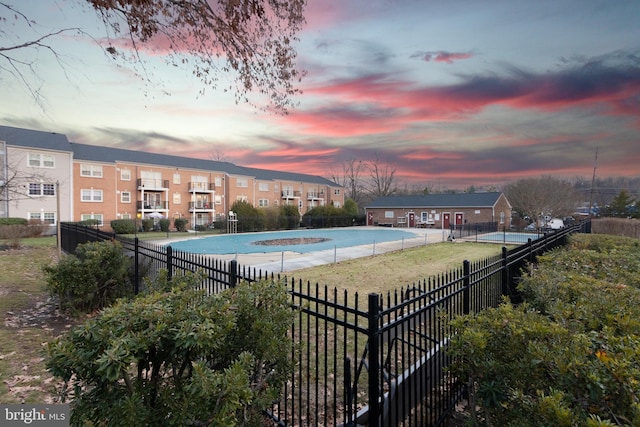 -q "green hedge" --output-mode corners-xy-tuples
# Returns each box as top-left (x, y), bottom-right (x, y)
(0, 217), (28, 225)
(448, 234), (640, 426)
(110, 219), (136, 234)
